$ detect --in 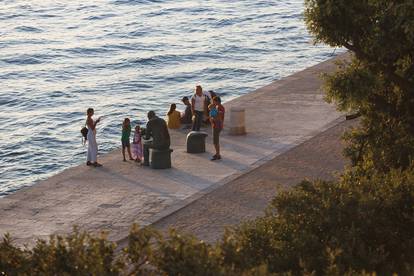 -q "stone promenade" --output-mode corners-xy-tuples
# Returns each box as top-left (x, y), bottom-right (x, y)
(0, 53), (348, 246)
(152, 118), (355, 243)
